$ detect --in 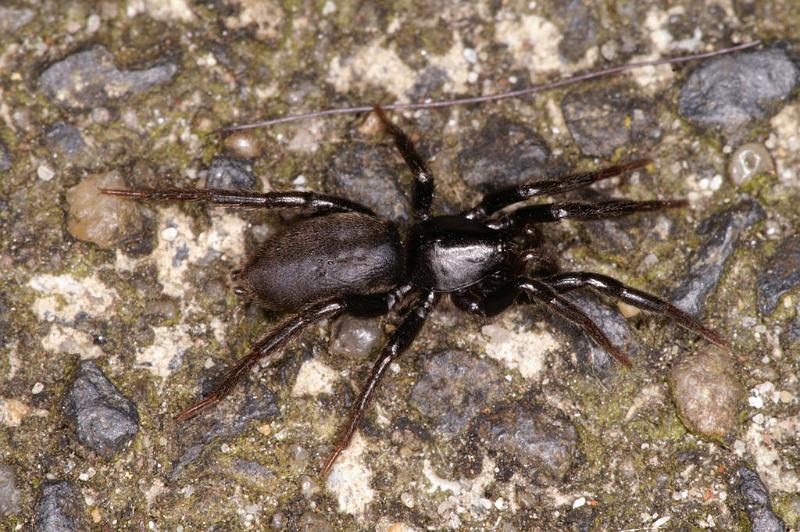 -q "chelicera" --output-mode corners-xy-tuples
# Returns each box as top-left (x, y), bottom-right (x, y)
(103, 105), (727, 476)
